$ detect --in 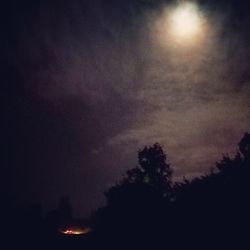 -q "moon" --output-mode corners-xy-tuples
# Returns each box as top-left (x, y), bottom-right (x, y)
(155, 1), (206, 48)
(169, 2), (203, 41)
